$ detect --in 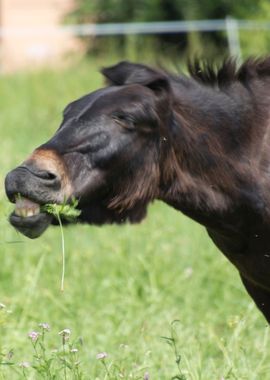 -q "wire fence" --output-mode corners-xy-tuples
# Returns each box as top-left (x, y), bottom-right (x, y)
(1, 18), (270, 61)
